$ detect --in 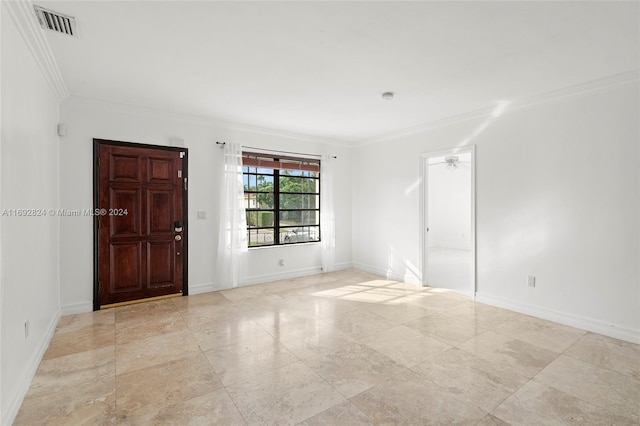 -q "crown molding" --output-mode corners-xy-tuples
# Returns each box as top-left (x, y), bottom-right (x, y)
(353, 69), (639, 147)
(4, 0), (70, 103)
(64, 96), (352, 148)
